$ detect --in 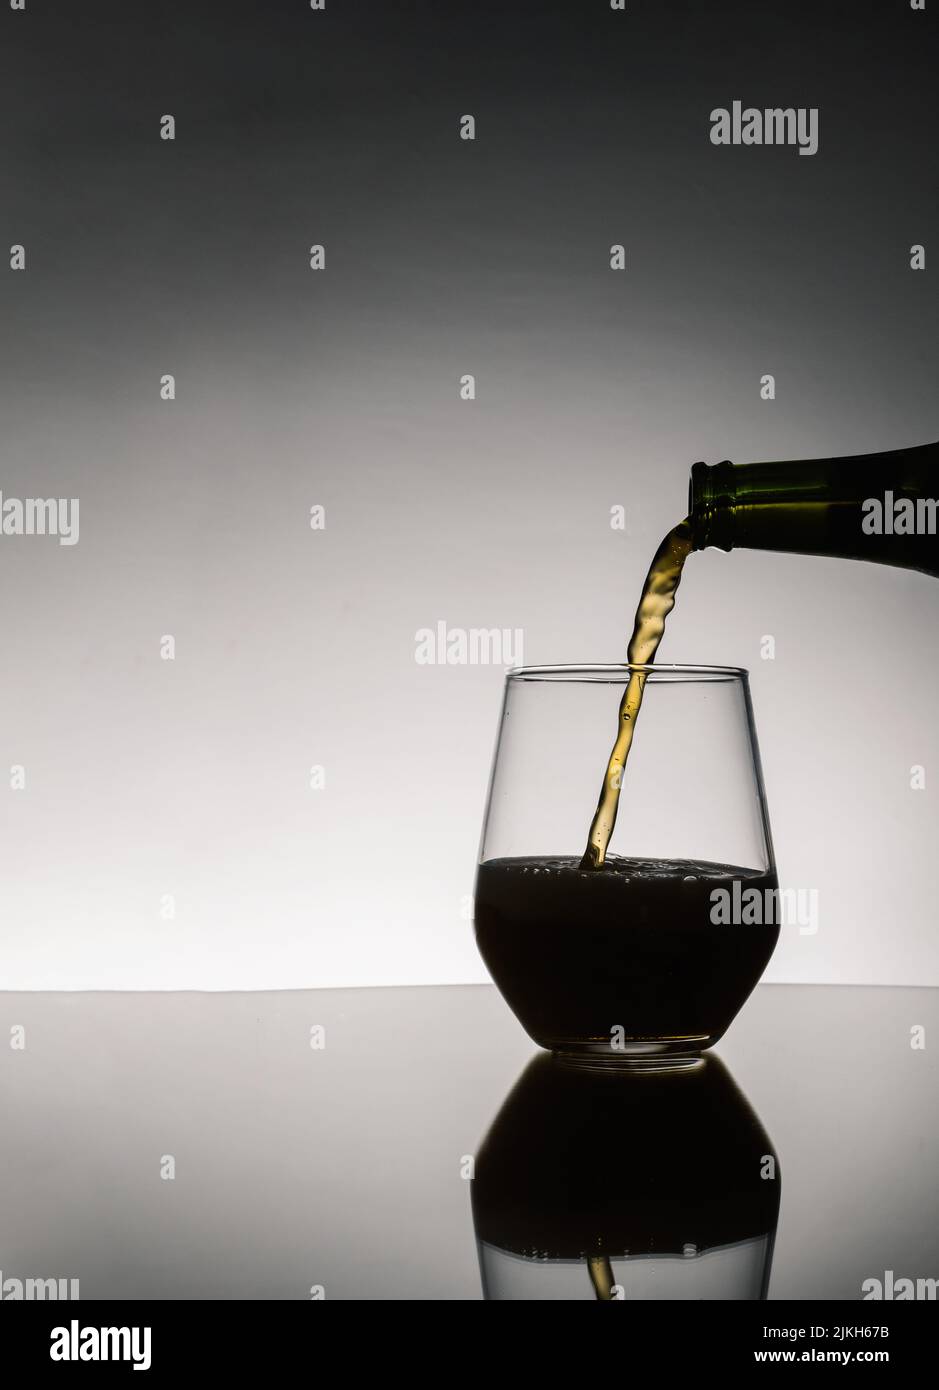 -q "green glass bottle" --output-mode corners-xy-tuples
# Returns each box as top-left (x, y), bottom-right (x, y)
(688, 440), (939, 577)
